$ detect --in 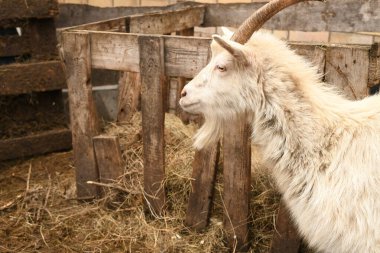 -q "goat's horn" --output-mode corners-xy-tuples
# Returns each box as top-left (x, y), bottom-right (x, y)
(231, 0), (325, 44)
